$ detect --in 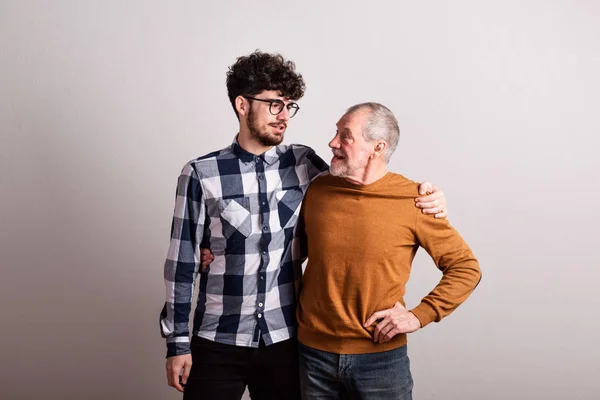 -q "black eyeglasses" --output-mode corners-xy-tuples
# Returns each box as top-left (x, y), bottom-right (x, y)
(243, 96), (300, 118)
